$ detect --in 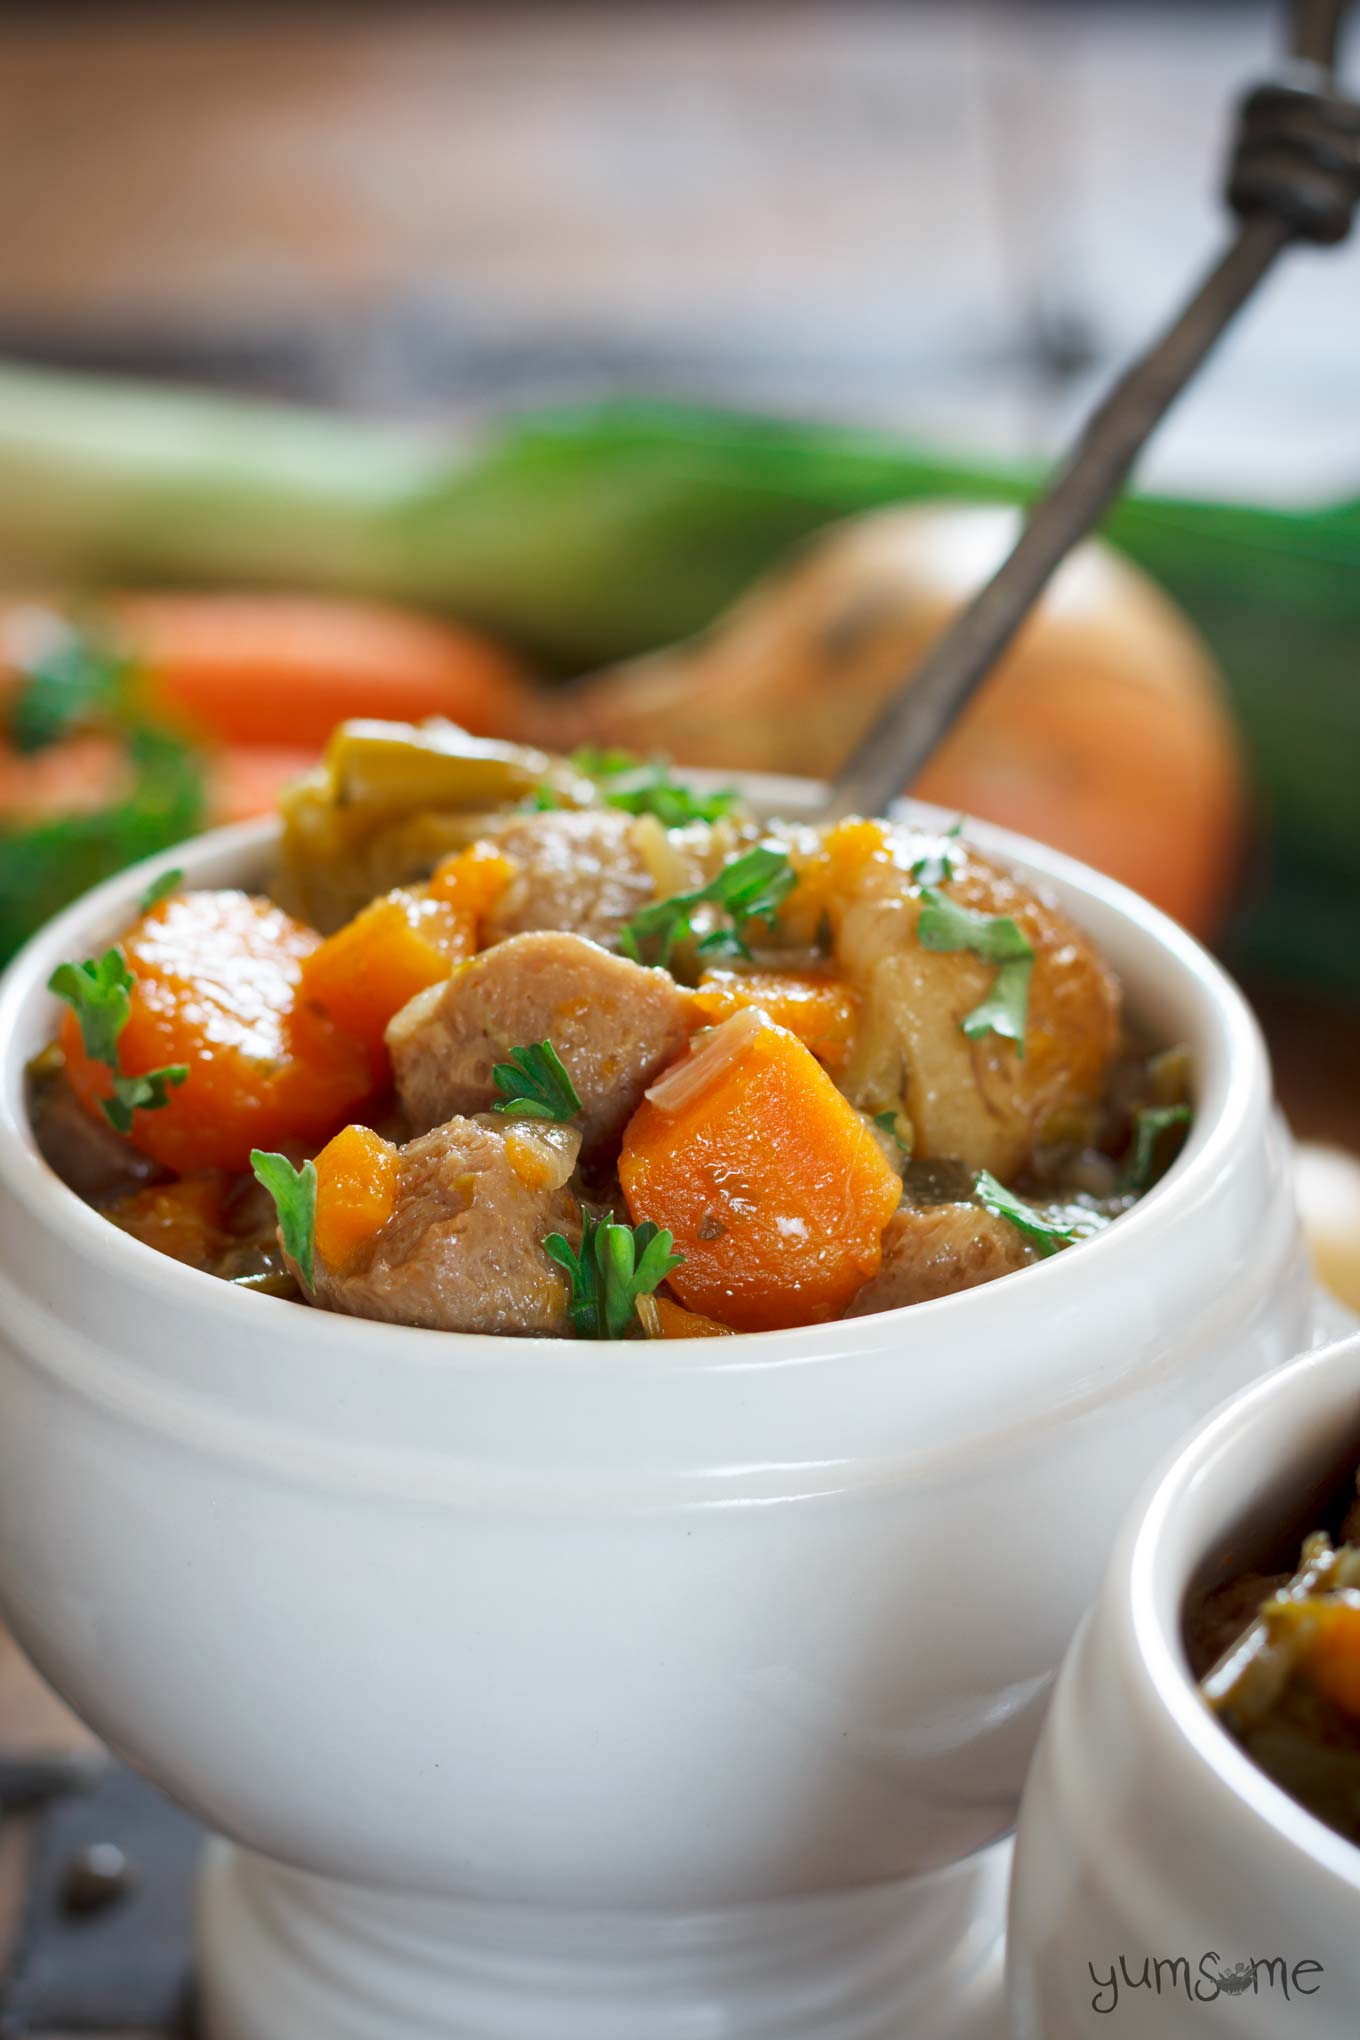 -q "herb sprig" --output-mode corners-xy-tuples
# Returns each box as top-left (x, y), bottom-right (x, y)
(48, 949), (188, 1135)
(1120, 1104), (1192, 1194)
(917, 888), (1035, 1053)
(619, 845), (795, 966)
(532, 752), (740, 828)
(975, 1169), (1109, 1258)
(250, 1151), (317, 1288)
(909, 818), (965, 889)
(545, 1213), (685, 1339)
(492, 1039), (582, 1122)
(873, 1109), (911, 1158)
(139, 866), (184, 912)
(598, 762), (738, 829)
(6, 616), (130, 755)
